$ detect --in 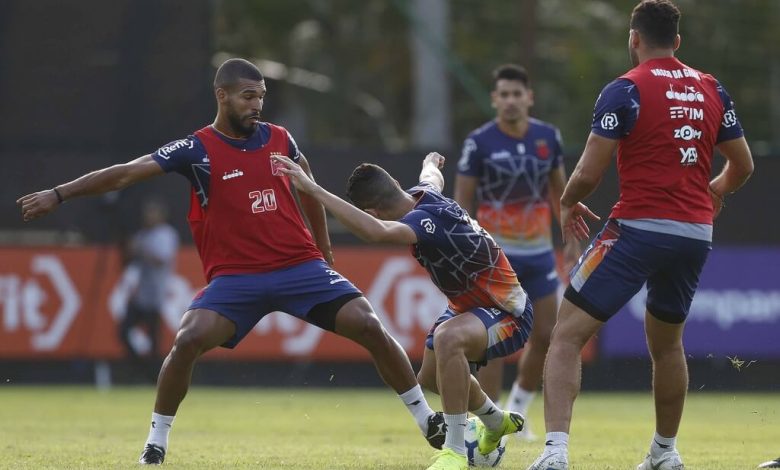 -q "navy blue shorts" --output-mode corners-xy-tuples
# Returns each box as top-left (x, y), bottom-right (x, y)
(566, 219), (711, 323)
(189, 259), (362, 348)
(506, 251), (560, 301)
(424, 302), (533, 367)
